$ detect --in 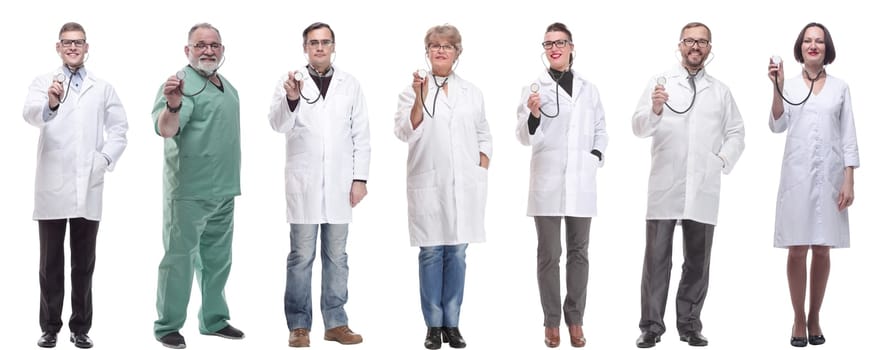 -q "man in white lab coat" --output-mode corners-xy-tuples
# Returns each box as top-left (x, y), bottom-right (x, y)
(23, 22), (128, 349)
(268, 22), (370, 348)
(631, 22), (745, 348)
